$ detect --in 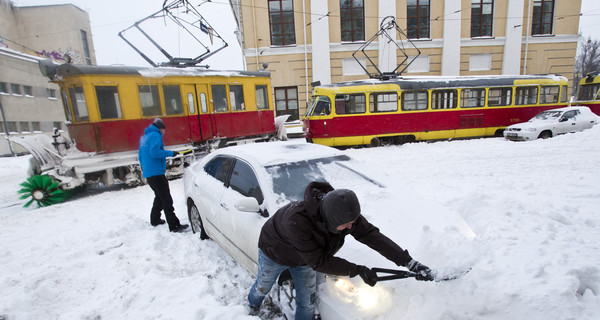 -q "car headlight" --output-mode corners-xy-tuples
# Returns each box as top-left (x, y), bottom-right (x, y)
(324, 276), (393, 315)
(524, 128), (537, 132)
